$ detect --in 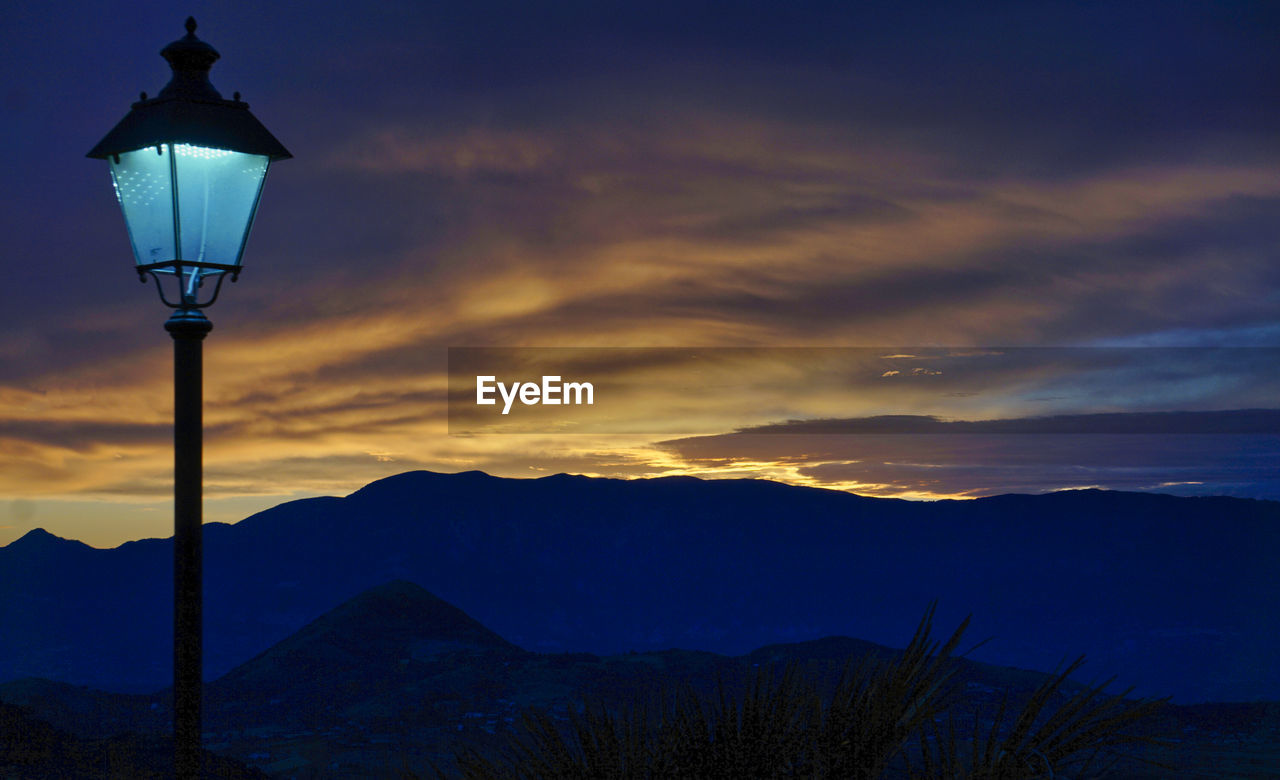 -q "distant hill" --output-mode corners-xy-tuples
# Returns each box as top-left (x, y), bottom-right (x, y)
(1, 470), (1277, 702)
(4, 581), (1276, 778)
(207, 580), (525, 724)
